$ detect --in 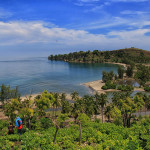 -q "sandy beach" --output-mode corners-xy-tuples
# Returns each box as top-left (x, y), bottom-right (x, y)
(83, 80), (120, 94)
(83, 80), (145, 94)
(105, 62), (127, 69)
